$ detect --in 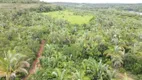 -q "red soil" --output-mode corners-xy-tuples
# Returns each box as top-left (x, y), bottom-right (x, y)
(23, 40), (45, 80)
